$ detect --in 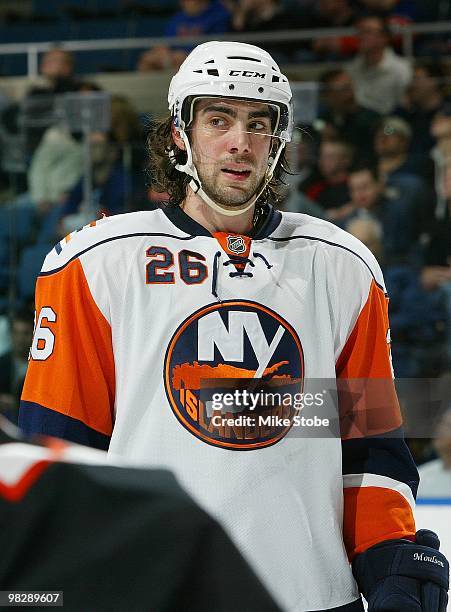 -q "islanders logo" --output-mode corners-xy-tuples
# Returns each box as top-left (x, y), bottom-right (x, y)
(164, 300), (304, 450)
